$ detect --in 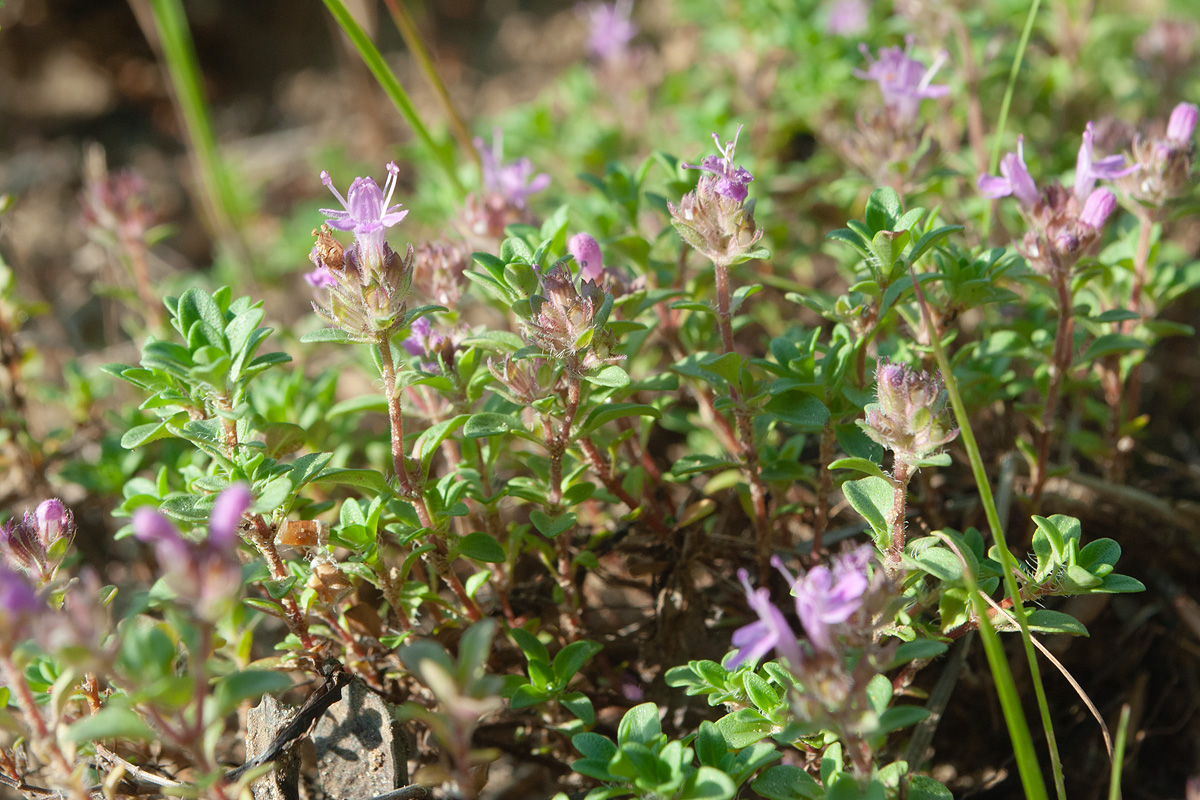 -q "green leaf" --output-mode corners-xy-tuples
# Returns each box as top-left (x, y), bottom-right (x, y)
(580, 403), (661, 436)
(617, 702), (661, 746)
(680, 766), (736, 800)
(829, 457), (887, 480)
(699, 352), (744, 384)
(1078, 538), (1121, 569)
(65, 707), (155, 744)
(1078, 333), (1146, 364)
(874, 705), (929, 734)
(912, 547), (966, 583)
(1095, 574), (1146, 593)
(212, 671), (294, 718)
(842, 476), (893, 543)
(892, 640), (948, 665)
(457, 532), (506, 563)
(554, 640), (603, 684)
(509, 683), (550, 709)
(1024, 609), (1089, 637)
(865, 673), (892, 715)
(414, 415), (469, 471)
(670, 454), (740, 476)
(560, 691), (595, 725)
(300, 327), (355, 344)
(530, 510), (576, 538)
(583, 365), (631, 388)
(573, 731), (618, 761)
(751, 765), (822, 800)
(713, 707), (773, 748)
(121, 422), (170, 449)
(765, 392), (830, 430)
(908, 776), (953, 800)
(464, 412), (527, 438)
(311, 468), (395, 497)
